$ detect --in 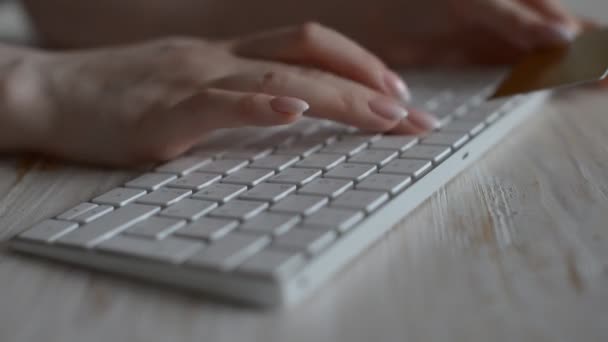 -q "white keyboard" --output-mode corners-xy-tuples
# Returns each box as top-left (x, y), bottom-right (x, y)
(9, 69), (548, 307)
